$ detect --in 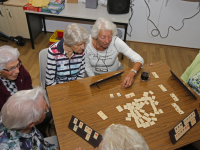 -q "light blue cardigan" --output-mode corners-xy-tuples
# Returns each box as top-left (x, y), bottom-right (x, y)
(181, 53), (200, 83)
